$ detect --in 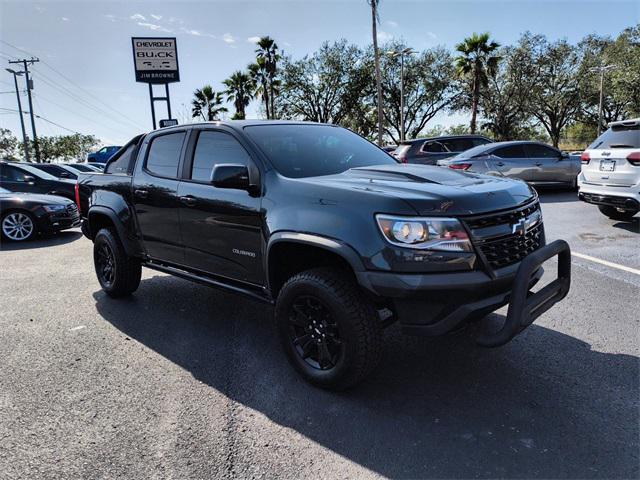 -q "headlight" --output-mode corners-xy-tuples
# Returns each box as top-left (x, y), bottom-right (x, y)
(376, 214), (473, 251)
(43, 204), (66, 213)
